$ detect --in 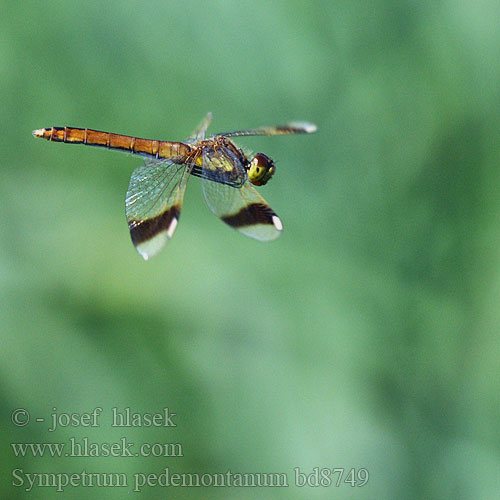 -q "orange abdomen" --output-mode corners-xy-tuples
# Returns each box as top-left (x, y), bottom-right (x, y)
(32, 126), (190, 160)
